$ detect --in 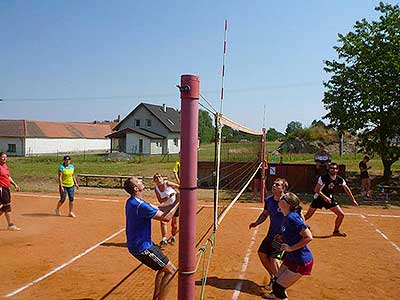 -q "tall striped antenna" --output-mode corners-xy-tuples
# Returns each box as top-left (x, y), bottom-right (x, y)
(219, 19), (228, 114)
(263, 104), (266, 128)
